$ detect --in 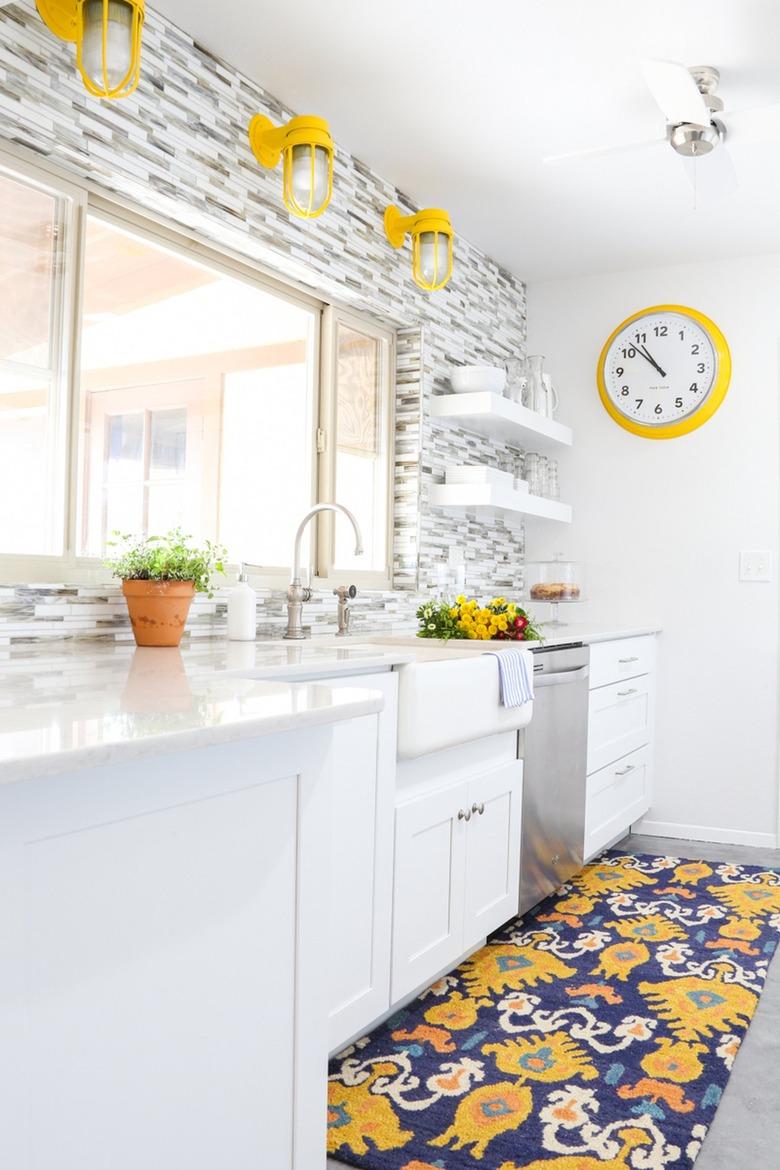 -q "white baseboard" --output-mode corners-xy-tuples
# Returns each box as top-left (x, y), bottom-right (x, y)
(633, 818), (778, 851)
